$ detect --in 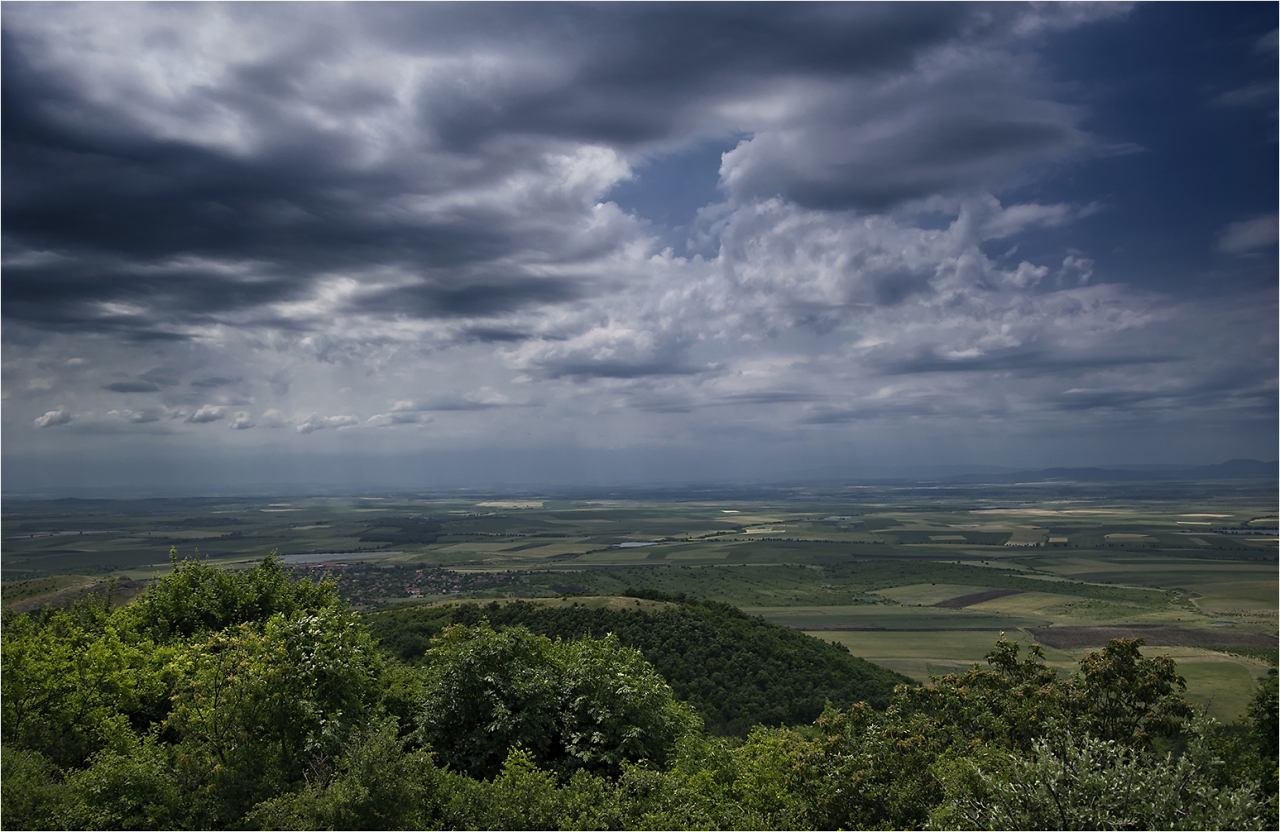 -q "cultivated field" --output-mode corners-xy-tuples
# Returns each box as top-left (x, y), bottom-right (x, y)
(4, 478), (1275, 720)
